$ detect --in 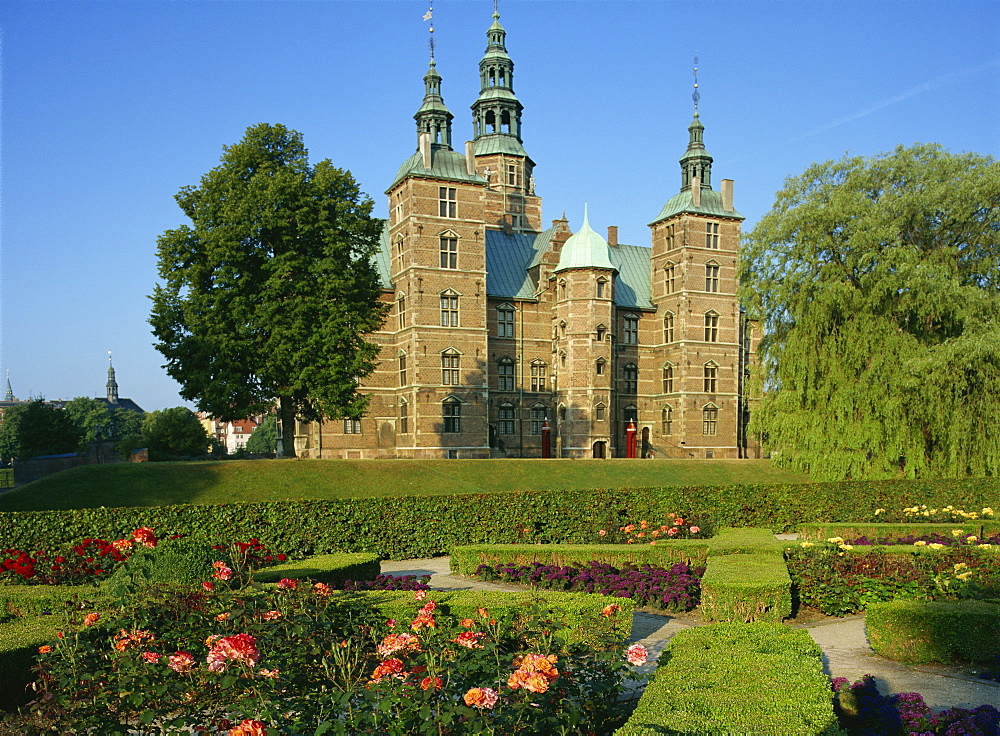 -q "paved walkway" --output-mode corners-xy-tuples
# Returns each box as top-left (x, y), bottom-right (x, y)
(381, 556), (1000, 712)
